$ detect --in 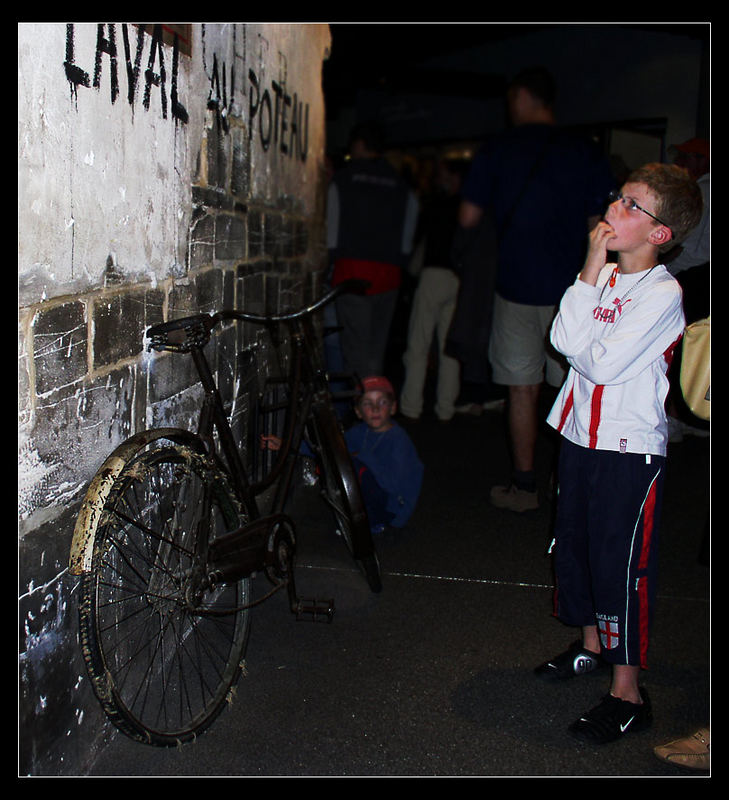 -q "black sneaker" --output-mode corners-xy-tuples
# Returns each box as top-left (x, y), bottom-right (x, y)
(569, 688), (652, 744)
(534, 640), (605, 681)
